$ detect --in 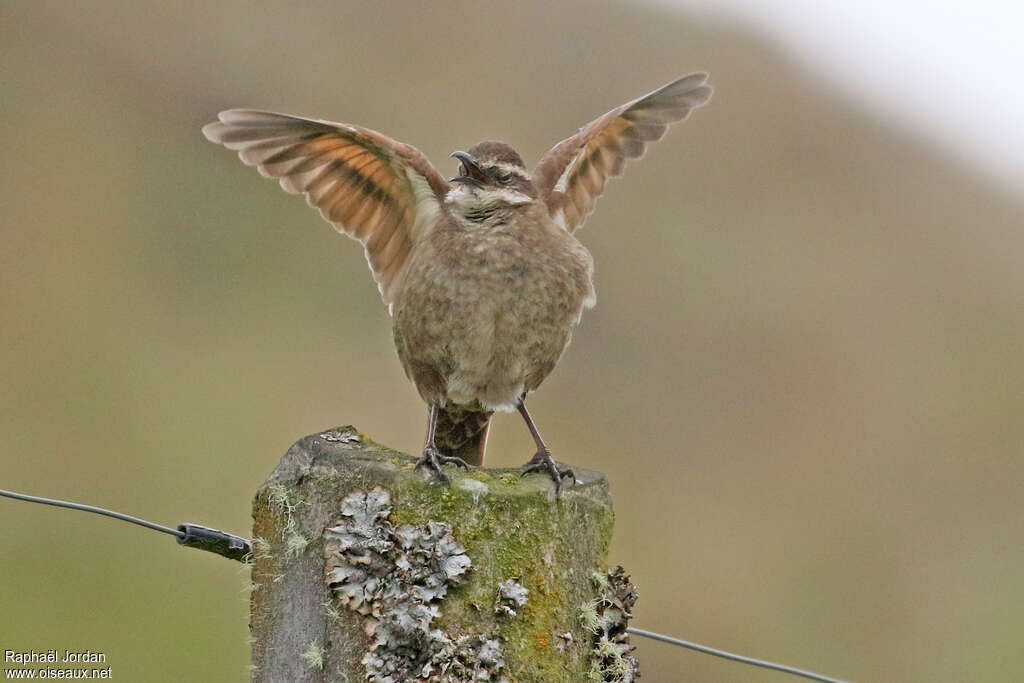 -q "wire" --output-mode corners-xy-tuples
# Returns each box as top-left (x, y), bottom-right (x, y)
(628, 626), (850, 683)
(0, 487), (185, 538)
(0, 487), (252, 561)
